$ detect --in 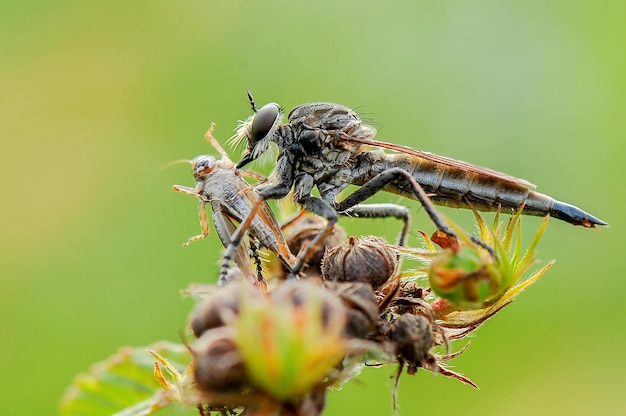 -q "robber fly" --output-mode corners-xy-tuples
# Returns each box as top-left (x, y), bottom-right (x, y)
(173, 123), (298, 289)
(223, 93), (607, 277)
